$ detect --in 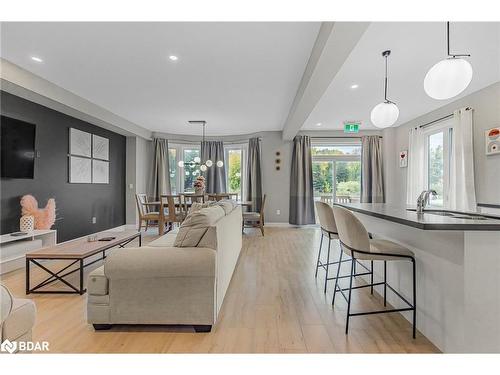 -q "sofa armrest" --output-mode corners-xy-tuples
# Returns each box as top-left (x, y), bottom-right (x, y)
(103, 246), (216, 280)
(88, 266), (109, 296)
